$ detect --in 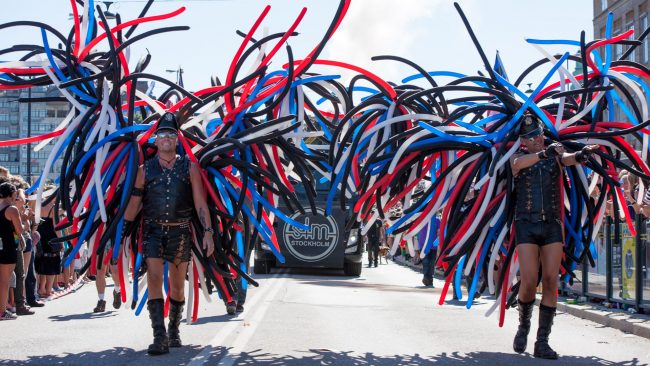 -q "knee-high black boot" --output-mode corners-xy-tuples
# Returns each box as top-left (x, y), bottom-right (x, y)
(513, 299), (535, 353)
(534, 304), (559, 360)
(168, 298), (185, 347)
(147, 299), (169, 355)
